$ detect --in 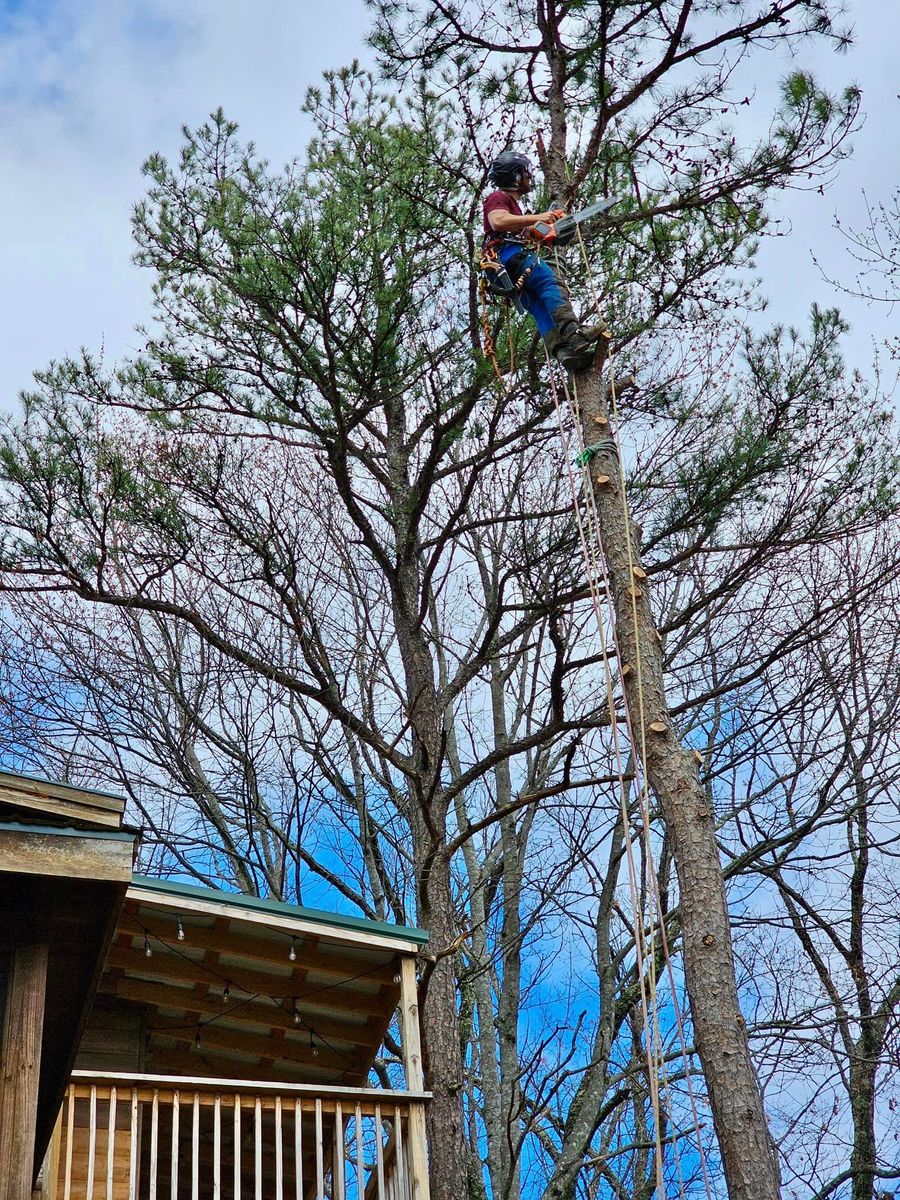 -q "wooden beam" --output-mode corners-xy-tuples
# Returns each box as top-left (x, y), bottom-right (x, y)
(0, 944), (49, 1200)
(70, 1070), (427, 1102)
(0, 773), (123, 813)
(155, 1022), (350, 1074)
(143, 1050), (349, 1088)
(0, 830), (133, 884)
(113, 918), (398, 987)
(0, 776), (123, 829)
(398, 960), (430, 1200)
(127, 885), (423, 956)
(102, 950), (392, 1020)
(398, 960), (424, 1092)
(104, 977), (375, 1048)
